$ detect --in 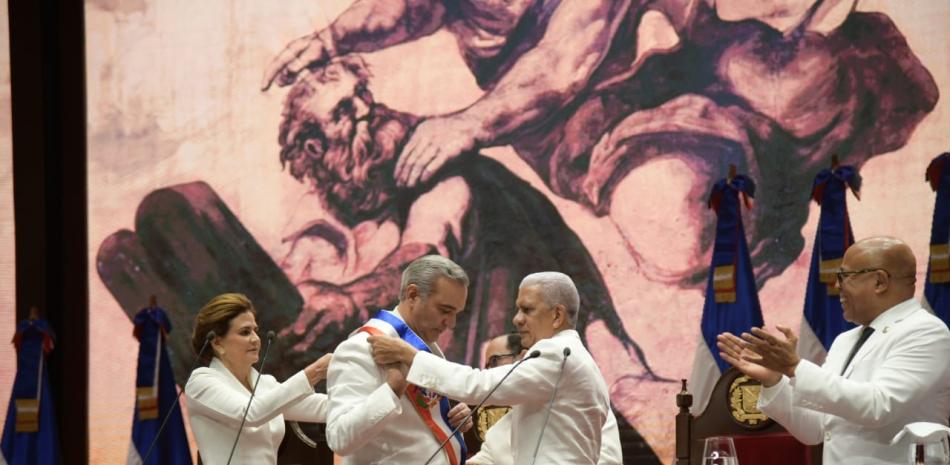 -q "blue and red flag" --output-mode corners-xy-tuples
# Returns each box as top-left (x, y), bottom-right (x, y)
(689, 173), (764, 413)
(127, 306), (192, 465)
(925, 153), (950, 324)
(798, 165), (861, 363)
(0, 318), (62, 465)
